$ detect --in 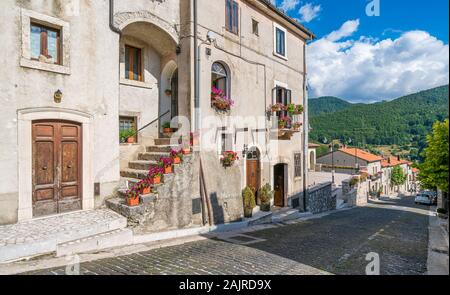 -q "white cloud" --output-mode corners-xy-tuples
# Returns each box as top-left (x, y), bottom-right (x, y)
(307, 20), (450, 102)
(298, 3), (322, 23)
(279, 0), (300, 12)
